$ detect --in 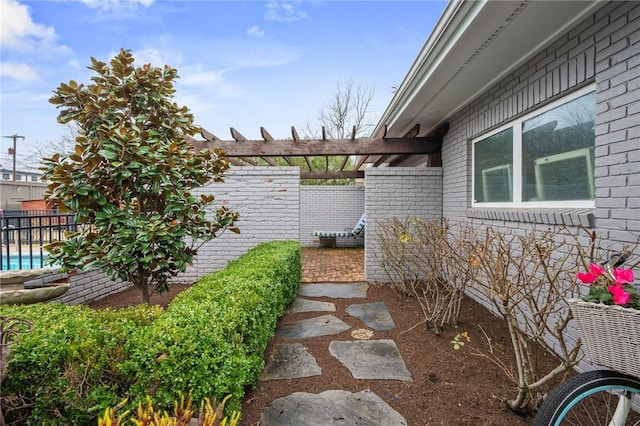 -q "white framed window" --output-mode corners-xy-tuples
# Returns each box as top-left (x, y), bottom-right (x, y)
(472, 85), (596, 208)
